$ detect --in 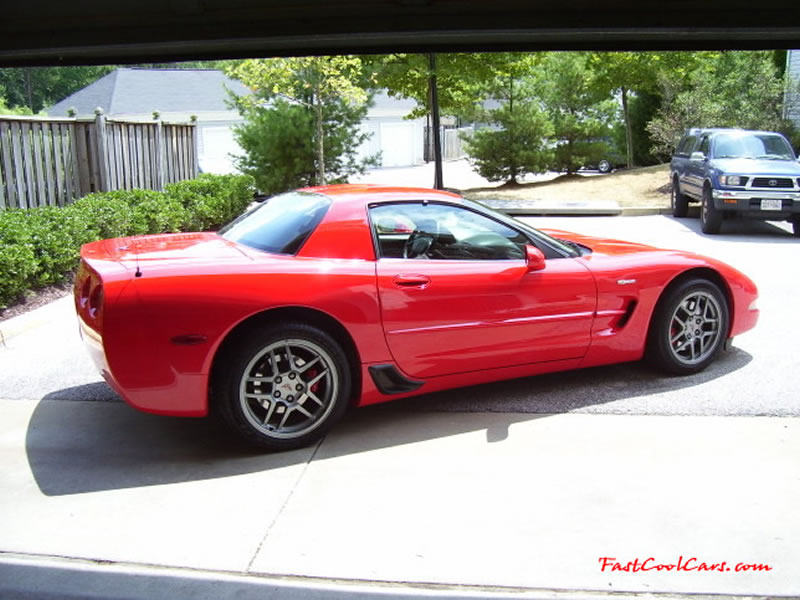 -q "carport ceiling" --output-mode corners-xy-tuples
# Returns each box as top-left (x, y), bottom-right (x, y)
(2, 0), (799, 66)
